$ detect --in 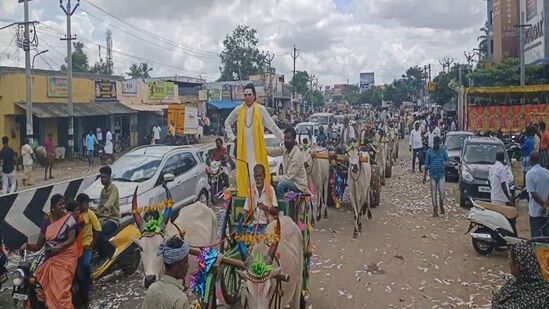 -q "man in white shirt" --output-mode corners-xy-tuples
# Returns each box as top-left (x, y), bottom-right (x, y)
(409, 122), (423, 172)
(105, 128), (113, 144)
(425, 126), (435, 149)
(341, 117), (357, 147)
(20, 138), (35, 186)
(96, 128), (103, 145)
(244, 164), (278, 226)
(488, 151), (513, 206)
(450, 119), (457, 131)
(433, 123), (442, 138)
(152, 124), (162, 144)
